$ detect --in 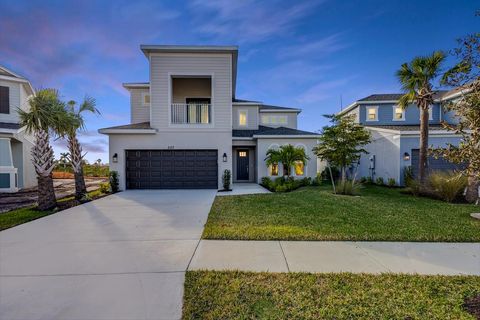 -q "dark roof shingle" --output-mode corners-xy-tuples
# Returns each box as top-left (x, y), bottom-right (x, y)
(359, 91), (448, 102)
(0, 122), (21, 130)
(364, 124), (446, 131)
(233, 125), (318, 137)
(99, 122), (152, 130)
